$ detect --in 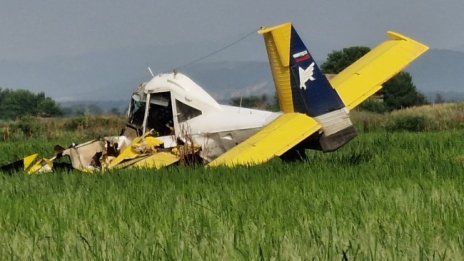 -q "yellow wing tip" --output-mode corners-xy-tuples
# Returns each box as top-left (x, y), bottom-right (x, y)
(23, 154), (39, 170)
(258, 22), (292, 35)
(386, 31), (429, 51)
